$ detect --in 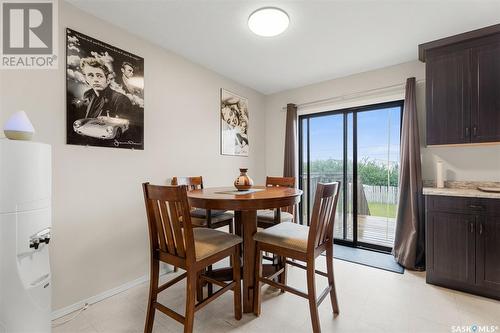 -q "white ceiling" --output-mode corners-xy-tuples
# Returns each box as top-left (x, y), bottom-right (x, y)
(66, 0), (500, 95)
